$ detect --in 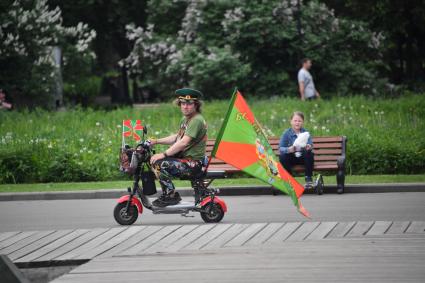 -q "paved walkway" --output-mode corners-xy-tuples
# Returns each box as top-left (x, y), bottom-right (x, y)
(52, 237), (425, 283)
(1, 221), (425, 282)
(1, 221), (424, 265)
